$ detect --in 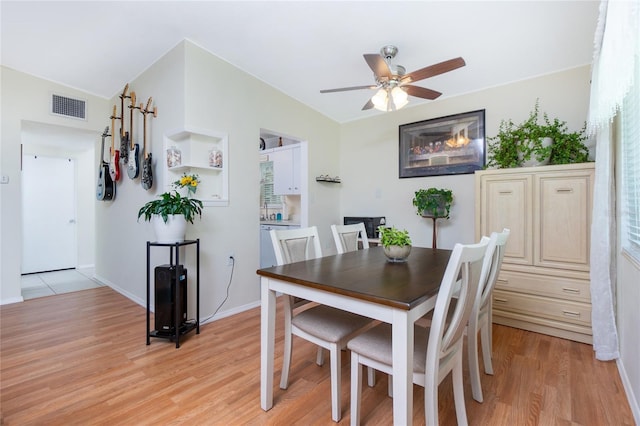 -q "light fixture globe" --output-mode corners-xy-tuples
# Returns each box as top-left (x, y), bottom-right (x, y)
(372, 88), (388, 111)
